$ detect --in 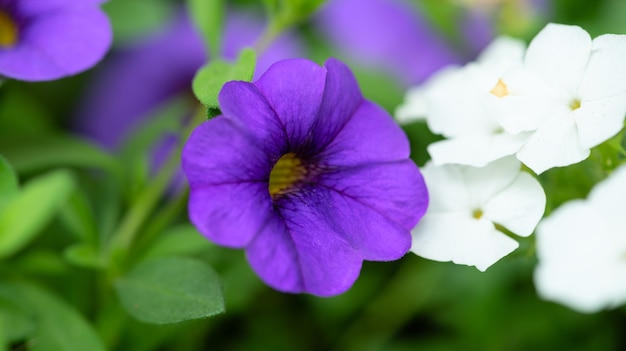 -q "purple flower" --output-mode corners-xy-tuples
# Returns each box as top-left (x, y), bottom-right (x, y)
(0, 0), (112, 81)
(182, 58), (428, 296)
